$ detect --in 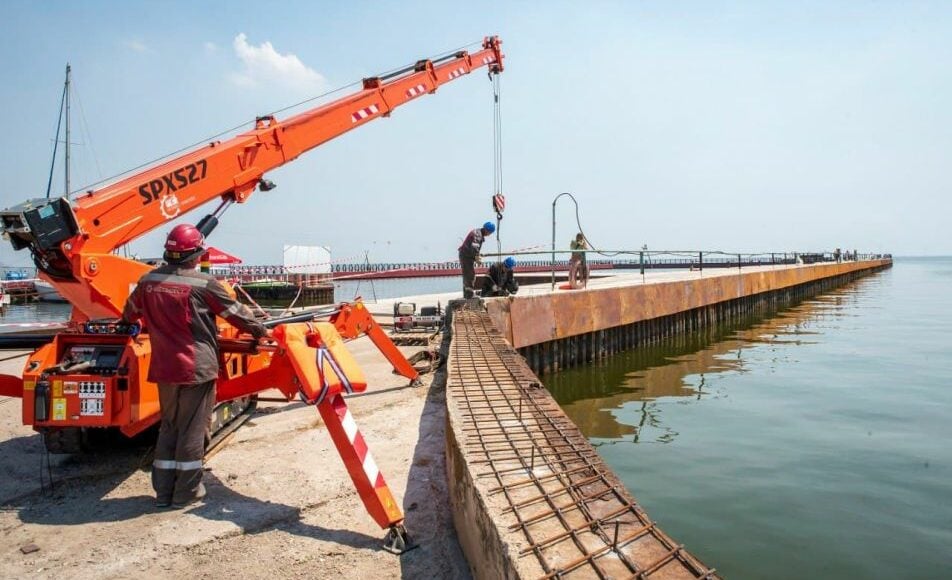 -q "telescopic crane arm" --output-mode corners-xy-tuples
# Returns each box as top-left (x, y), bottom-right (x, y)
(1, 37), (504, 321)
(0, 39), (506, 548)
